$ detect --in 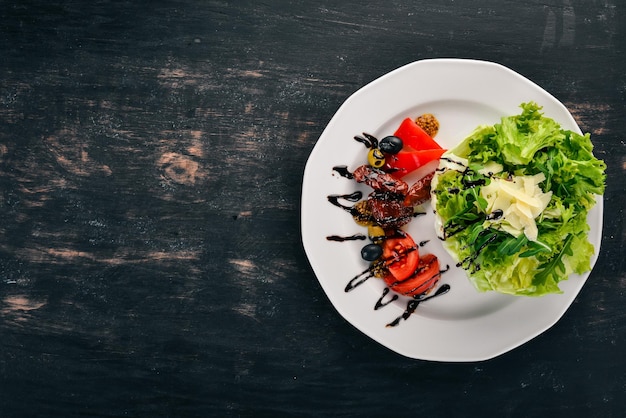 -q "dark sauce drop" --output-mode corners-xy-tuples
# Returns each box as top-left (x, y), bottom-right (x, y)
(345, 268), (374, 292)
(362, 133), (379, 149)
(456, 232), (498, 272)
(442, 222), (469, 239)
(441, 157), (467, 167)
(486, 209), (503, 221)
(329, 191), (362, 202)
(386, 284), (451, 327)
(462, 178), (486, 188)
(374, 287), (398, 310)
(326, 234), (367, 242)
(327, 191), (363, 215)
(332, 165), (353, 179)
(354, 134), (372, 149)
